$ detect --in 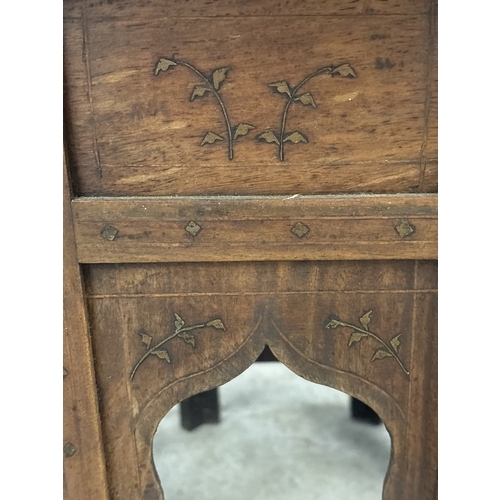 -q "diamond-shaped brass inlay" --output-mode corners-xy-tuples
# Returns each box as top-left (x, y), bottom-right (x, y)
(185, 220), (202, 237)
(100, 225), (119, 241)
(64, 442), (76, 458)
(394, 219), (416, 238)
(291, 221), (310, 238)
